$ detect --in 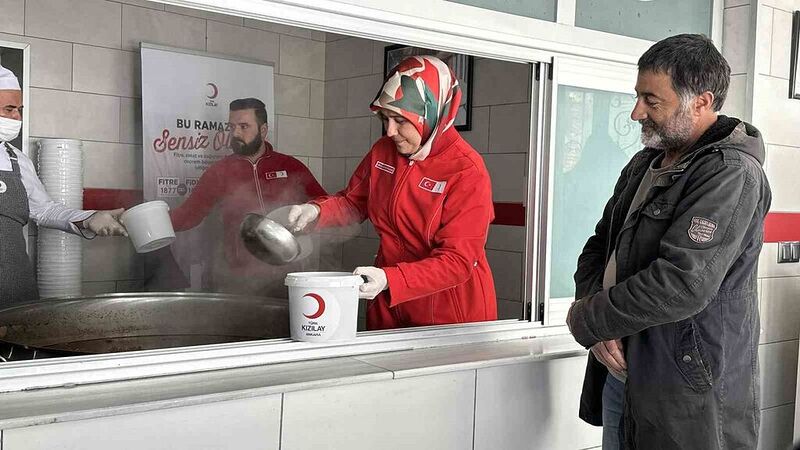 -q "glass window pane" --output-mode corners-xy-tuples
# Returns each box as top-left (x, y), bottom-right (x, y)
(575, 0), (712, 42)
(549, 85), (641, 307)
(447, 0), (556, 22)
